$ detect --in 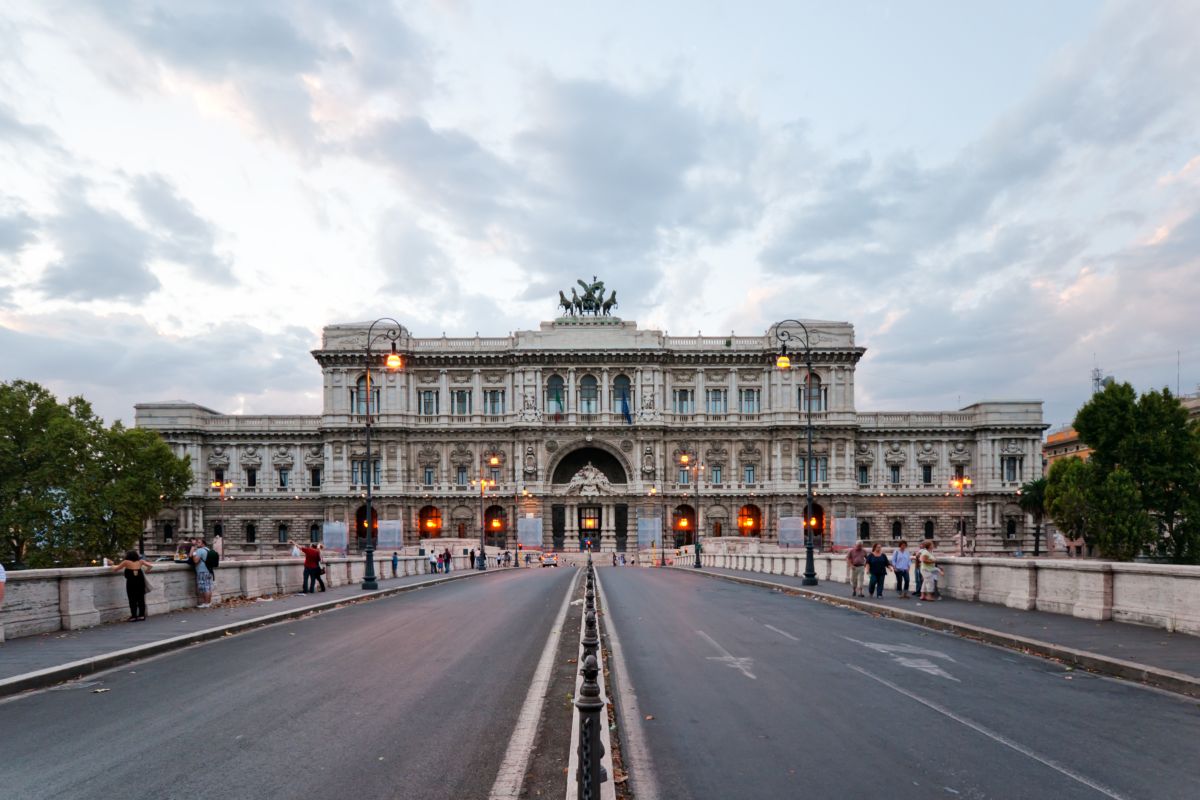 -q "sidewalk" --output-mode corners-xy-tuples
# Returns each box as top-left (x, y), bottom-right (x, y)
(0, 567), (498, 695)
(686, 566), (1200, 694)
